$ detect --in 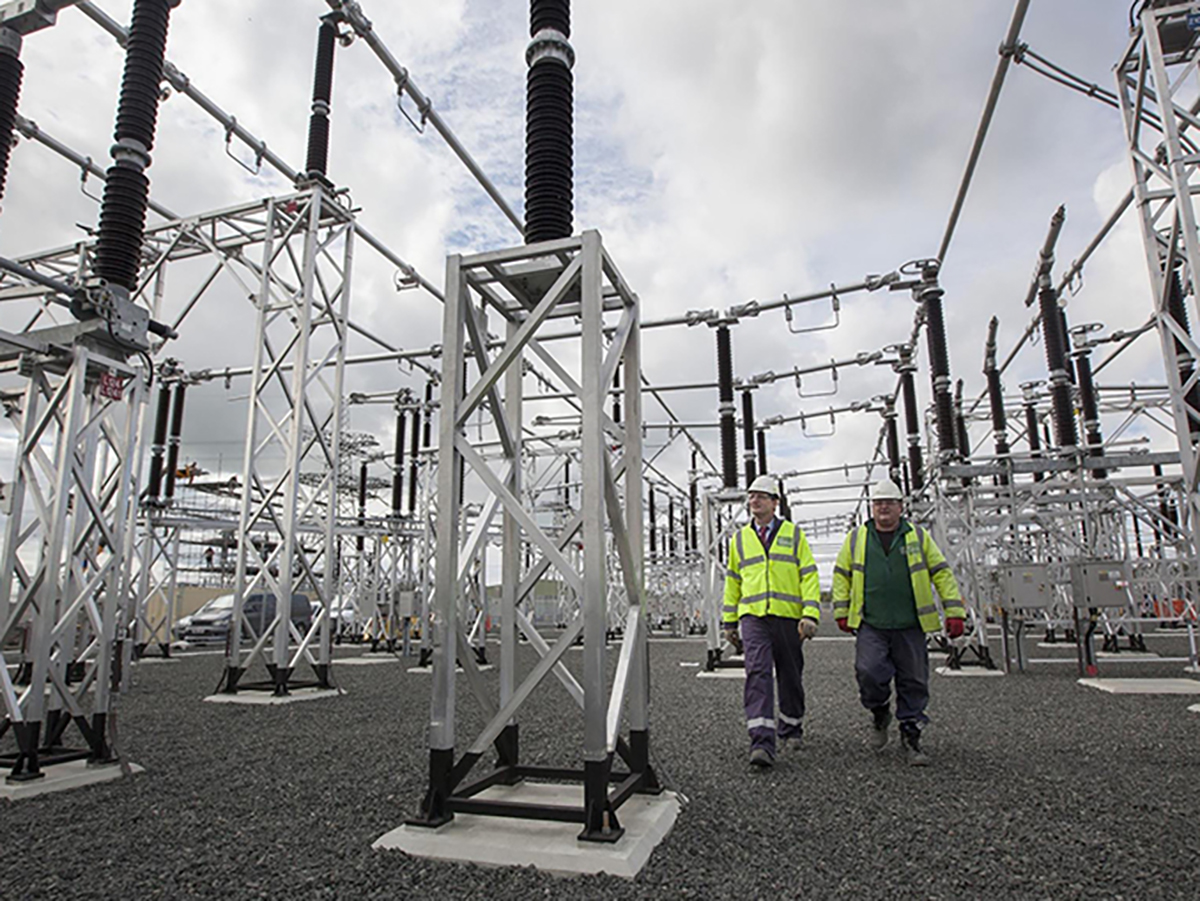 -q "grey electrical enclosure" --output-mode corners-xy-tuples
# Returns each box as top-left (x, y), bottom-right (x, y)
(1000, 563), (1053, 610)
(1068, 560), (1130, 609)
